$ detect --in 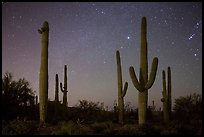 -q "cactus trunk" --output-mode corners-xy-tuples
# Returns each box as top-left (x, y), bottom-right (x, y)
(36, 95), (38, 104)
(161, 67), (171, 123)
(116, 50), (128, 124)
(138, 17), (148, 125)
(60, 65), (68, 107)
(55, 74), (59, 102)
(167, 67), (171, 119)
(129, 17), (158, 125)
(38, 21), (49, 124)
(161, 70), (169, 123)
